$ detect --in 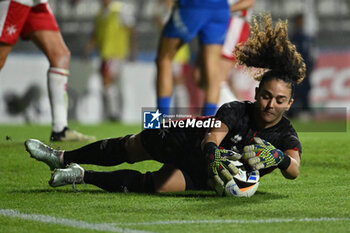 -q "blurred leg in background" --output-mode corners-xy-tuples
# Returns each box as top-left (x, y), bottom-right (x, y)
(0, 1), (95, 141)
